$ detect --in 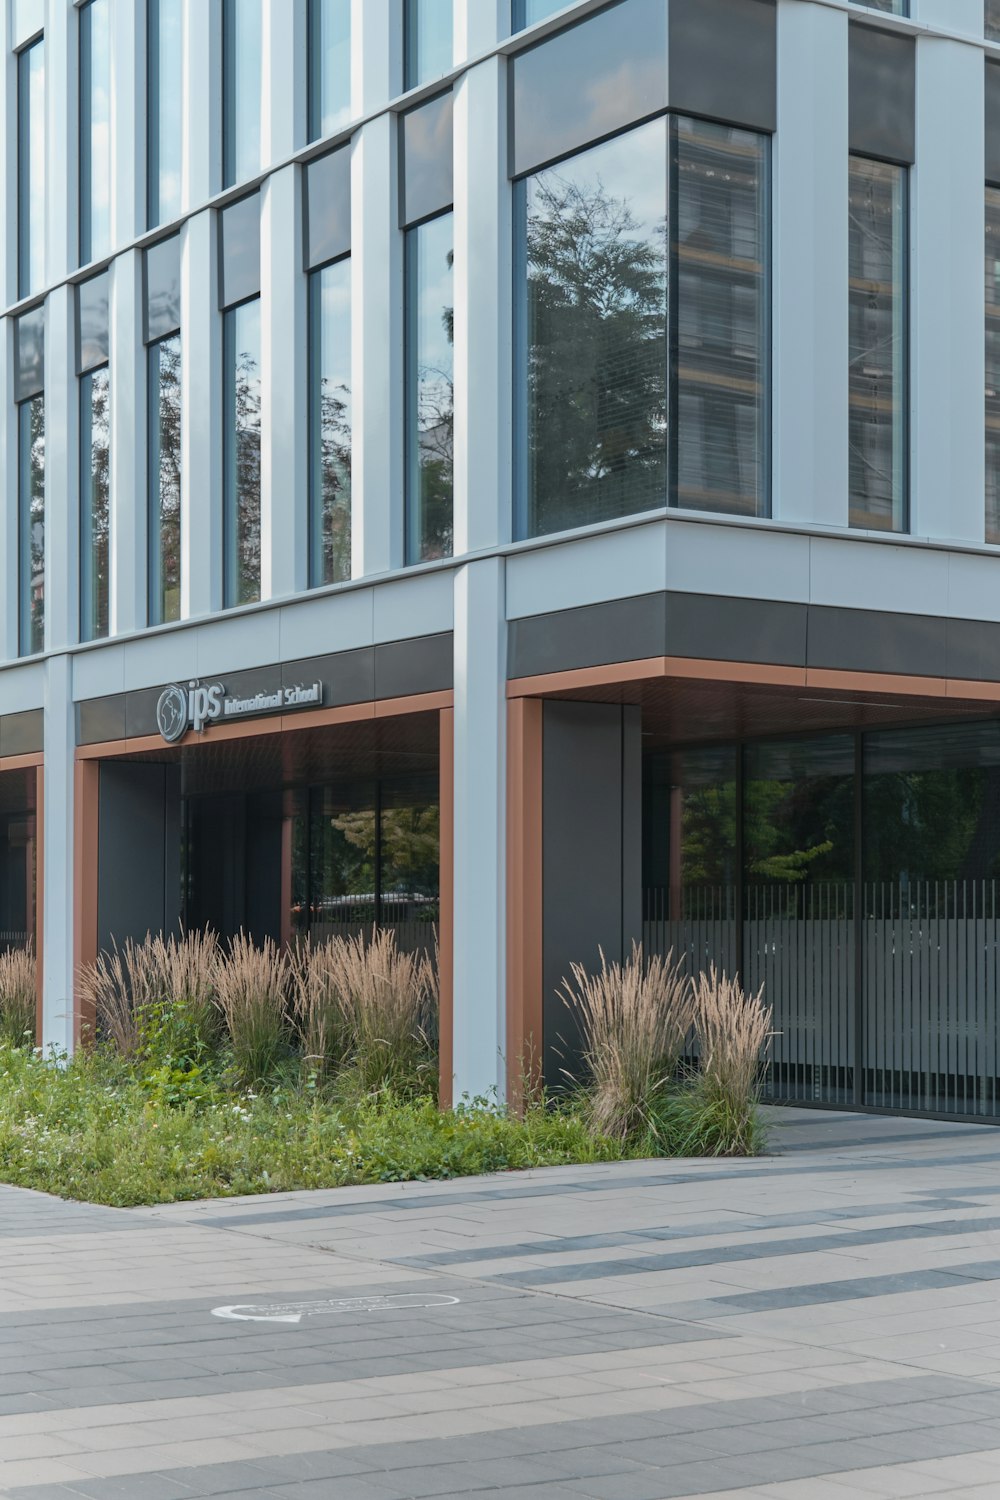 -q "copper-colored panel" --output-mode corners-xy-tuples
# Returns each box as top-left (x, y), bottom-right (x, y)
(73, 759), (100, 1045)
(437, 708), (454, 1109)
(34, 766), (43, 1049)
(506, 697), (543, 1111)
